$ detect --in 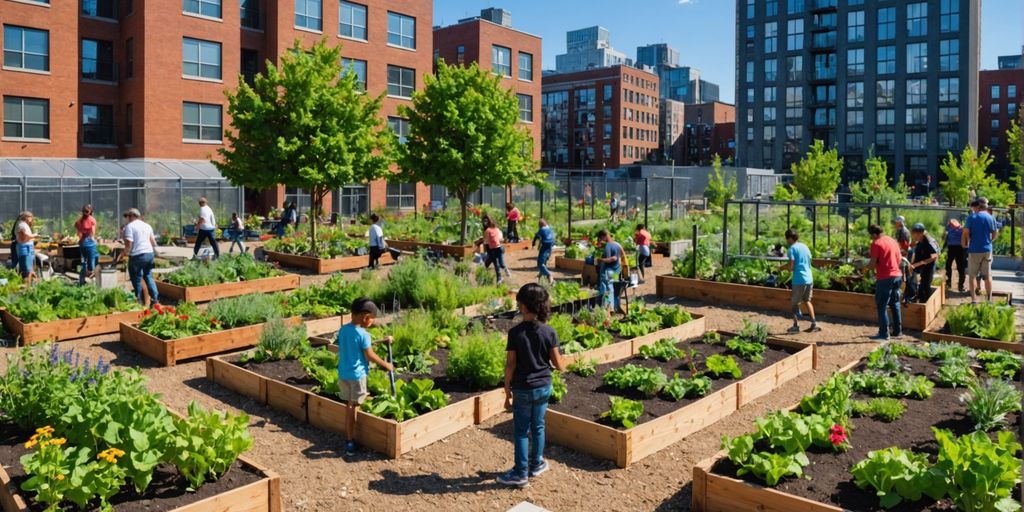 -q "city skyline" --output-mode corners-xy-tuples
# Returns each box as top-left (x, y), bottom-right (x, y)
(434, 0), (1024, 104)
